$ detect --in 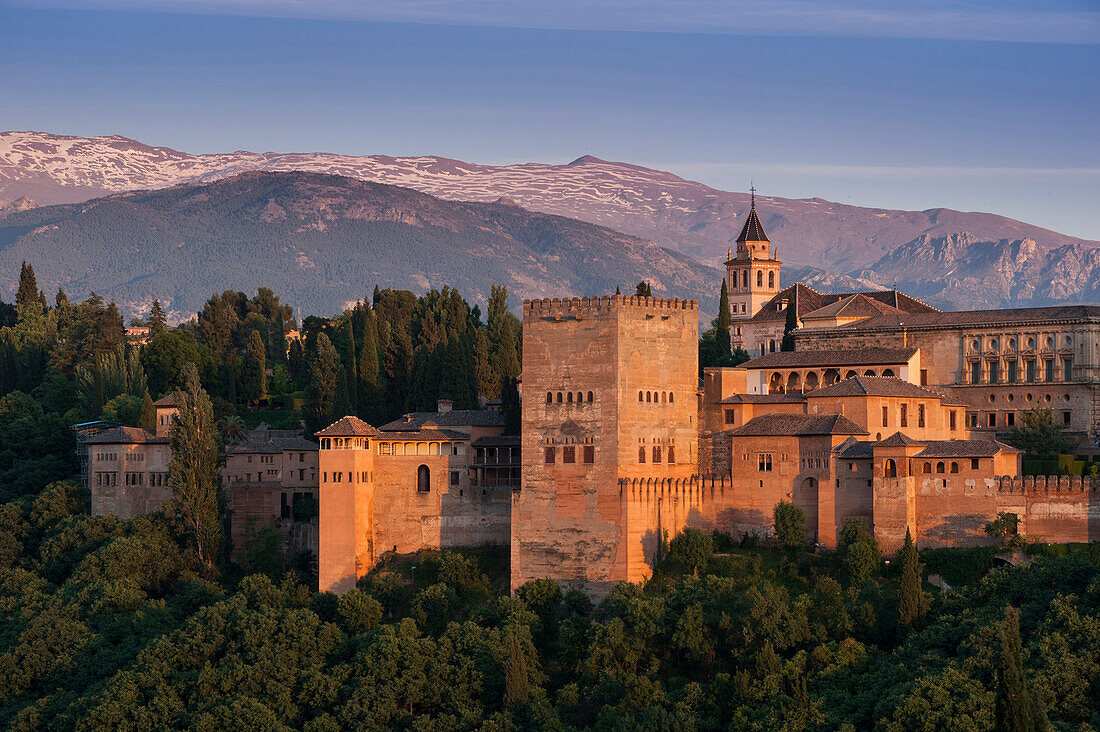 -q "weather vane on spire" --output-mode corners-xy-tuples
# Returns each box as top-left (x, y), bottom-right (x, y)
(749, 181), (756, 209)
